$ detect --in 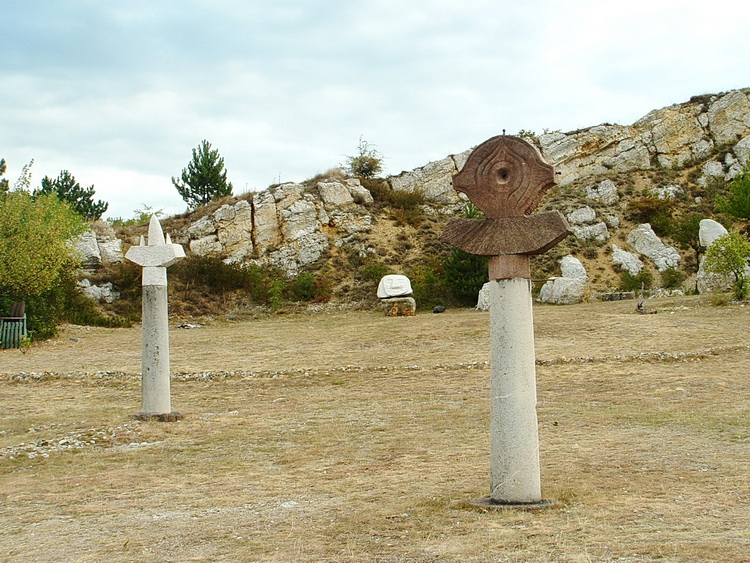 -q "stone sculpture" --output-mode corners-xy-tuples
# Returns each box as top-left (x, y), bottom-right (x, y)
(125, 216), (185, 421)
(442, 135), (570, 506)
